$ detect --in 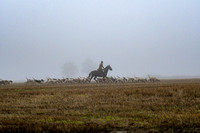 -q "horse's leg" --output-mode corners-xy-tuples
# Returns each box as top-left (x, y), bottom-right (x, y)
(90, 75), (93, 81)
(102, 77), (106, 83)
(94, 76), (97, 82)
